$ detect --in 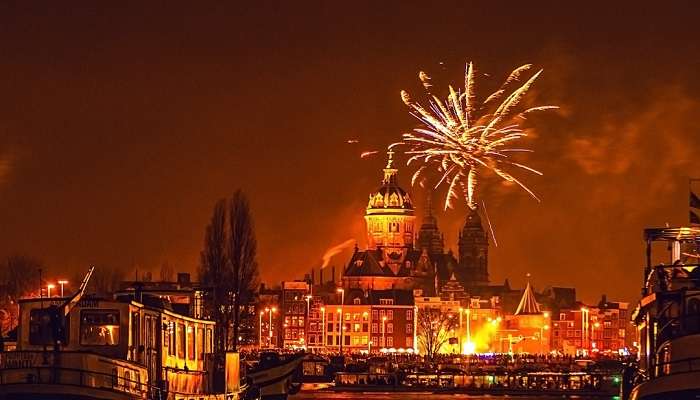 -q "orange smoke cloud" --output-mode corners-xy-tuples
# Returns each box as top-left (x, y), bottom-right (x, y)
(320, 239), (355, 269)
